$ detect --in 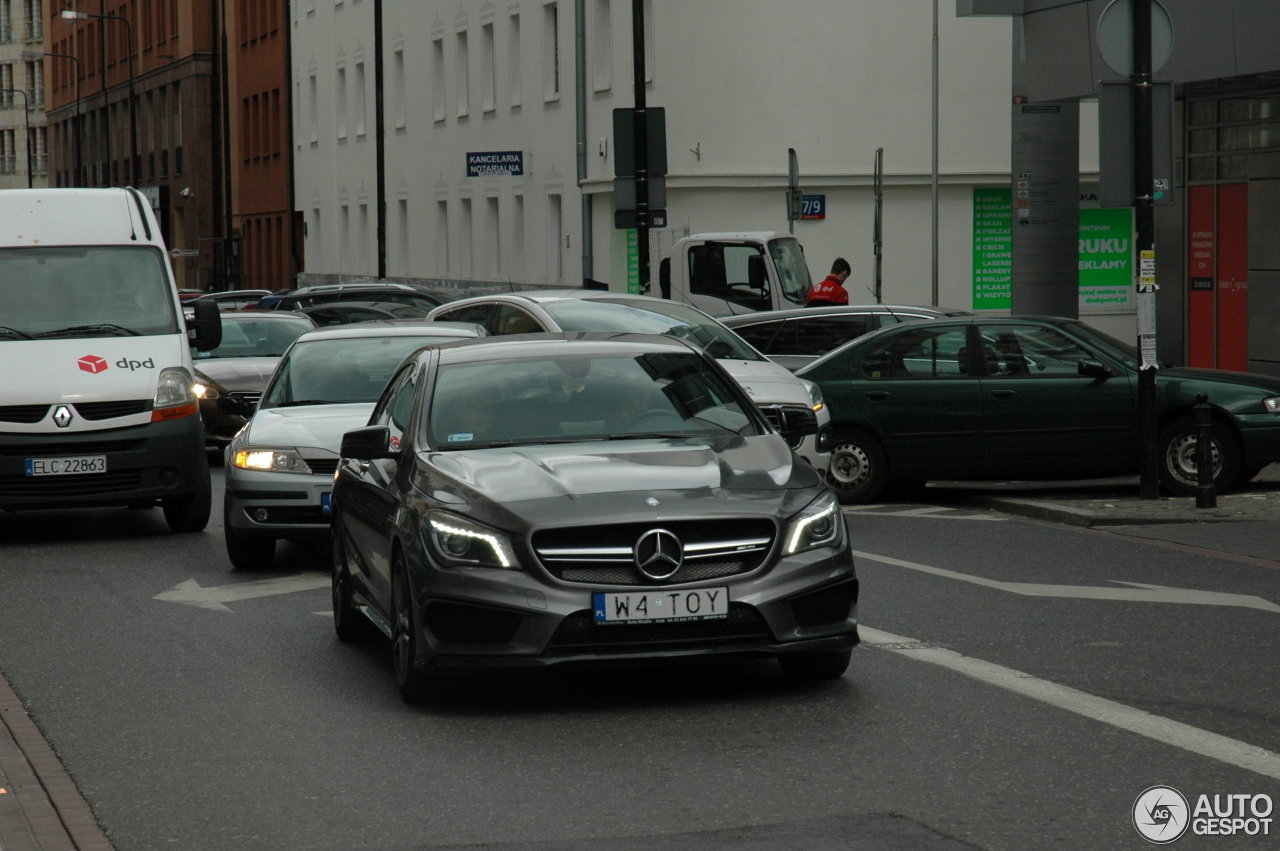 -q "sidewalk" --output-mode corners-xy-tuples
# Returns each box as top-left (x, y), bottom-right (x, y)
(0, 674), (112, 851)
